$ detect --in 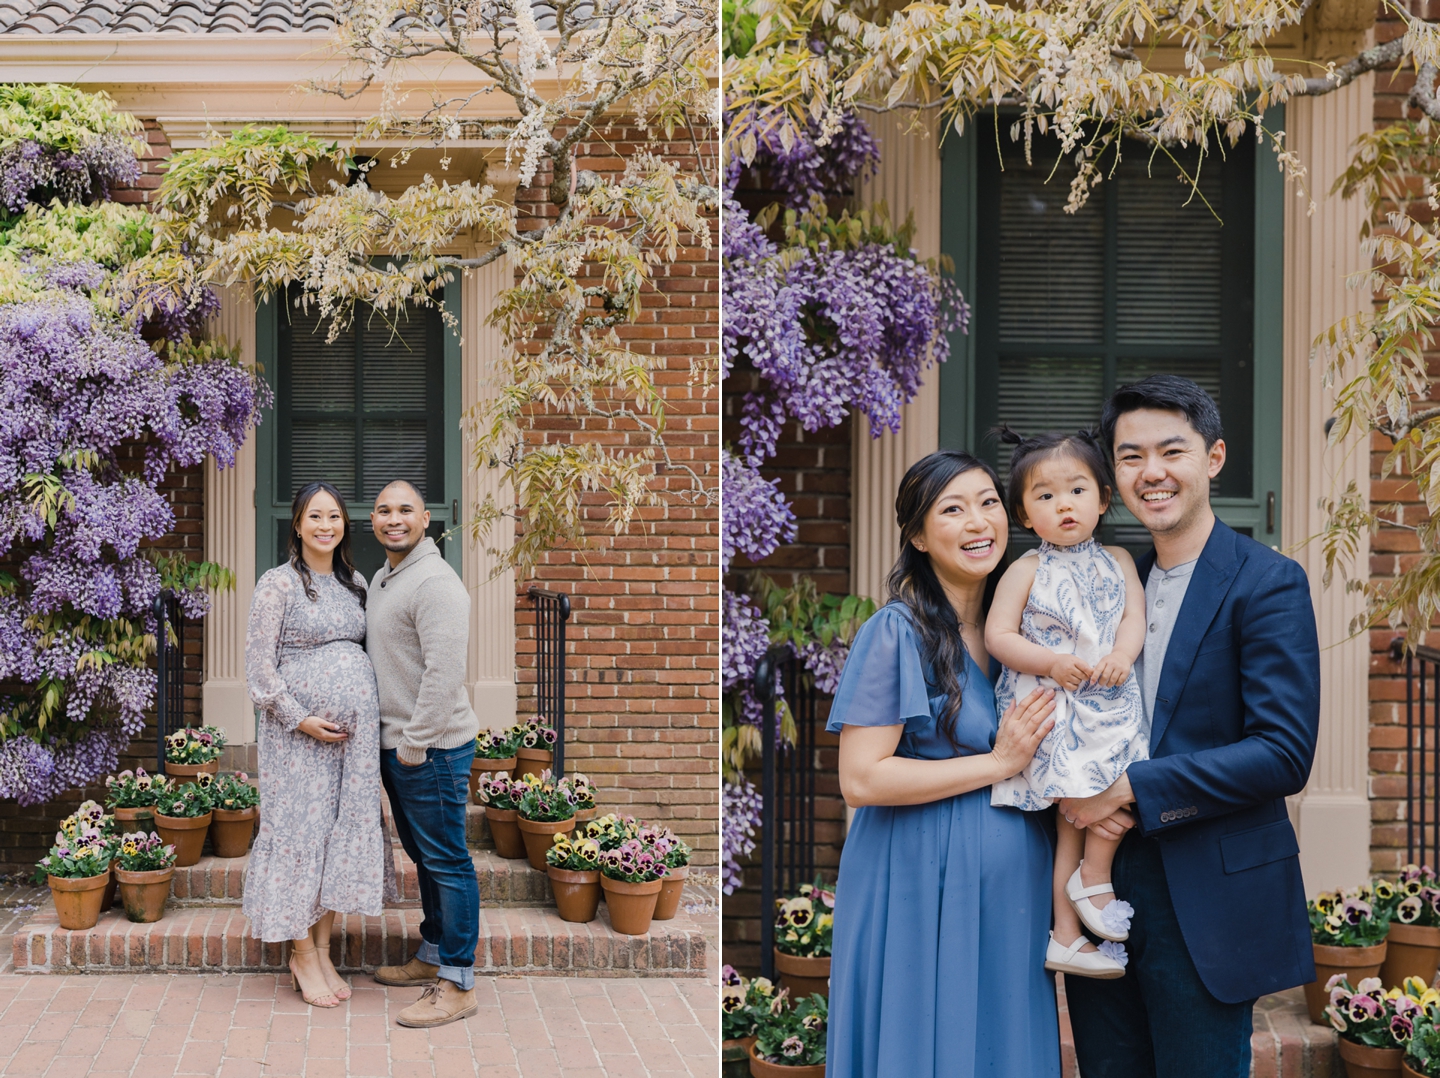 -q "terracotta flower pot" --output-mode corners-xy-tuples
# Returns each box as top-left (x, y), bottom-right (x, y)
(210, 807), (257, 858)
(574, 806), (597, 824)
(724, 1037), (757, 1078)
(101, 865), (118, 912)
(518, 815), (576, 872)
(600, 875), (662, 935)
(1382, 922), (1440, 991)
(547, 866), (602, 923)
(1403, 1060), (1429, 1078)
(512, 748), (553, 781)
(48, 872), (111, 930)
(1306, 942), (1388, 1025)
(115, 866), (174, 924)
(775, 949), (831, 1000)
(748, 1041), (825, 1078)
(653, 863), (688, 921)
(164, 760), (219, 787)
(472, 757), (516, 800)
(1338, 1037), (1404, 1078)
(485, 807), (527, 860)
(153, 811), (212, 868)
(112, 806), (154, 829)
